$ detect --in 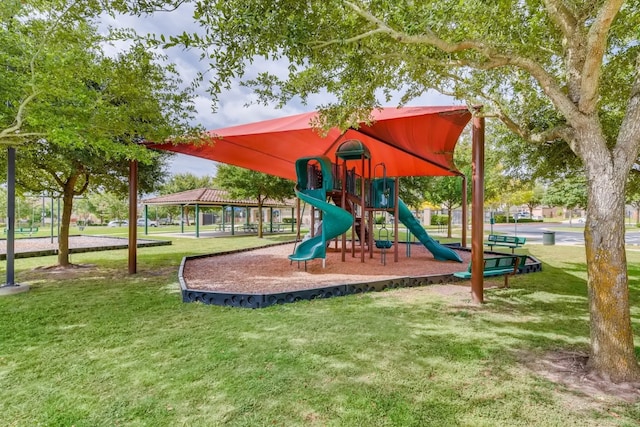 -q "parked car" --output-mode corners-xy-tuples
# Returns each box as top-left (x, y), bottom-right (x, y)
(107, 220), (128, 227)
(136, 218), (158, 227)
